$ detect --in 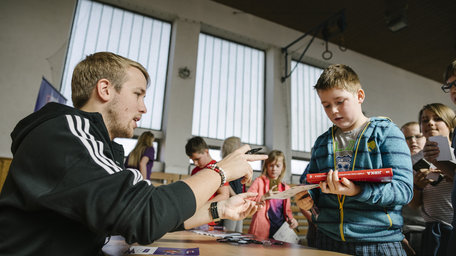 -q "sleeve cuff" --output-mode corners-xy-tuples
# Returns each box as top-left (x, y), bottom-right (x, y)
(350, 183), (369, 202)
